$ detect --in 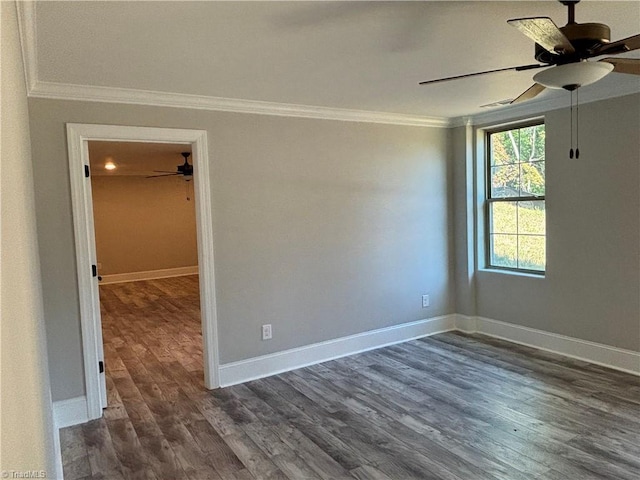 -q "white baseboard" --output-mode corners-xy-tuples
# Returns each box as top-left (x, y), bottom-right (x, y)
(99, 266), (198, 285)
(219, 315), (457, 387)
(454, 314), (478, 333)
(53, 313), (638, 436)
(455, 315), (640, 376)
(53, 396), (89, 429)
